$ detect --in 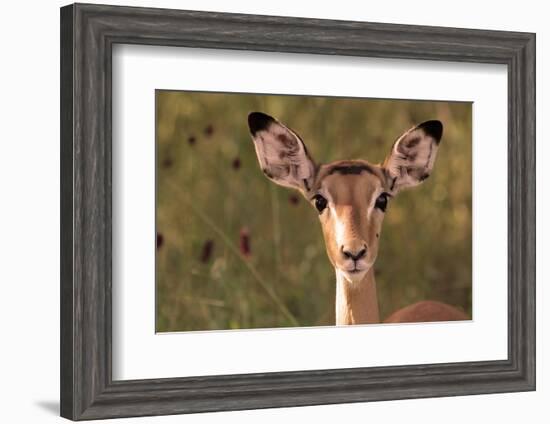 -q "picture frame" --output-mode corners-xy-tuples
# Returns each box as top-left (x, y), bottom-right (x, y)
(60, 2), (535, 421)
